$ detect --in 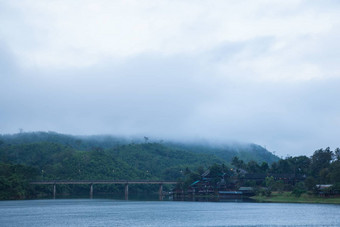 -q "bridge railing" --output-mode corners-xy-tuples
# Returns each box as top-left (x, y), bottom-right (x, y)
(30, 180), (178, 184)
(30, 179), (179, 199)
